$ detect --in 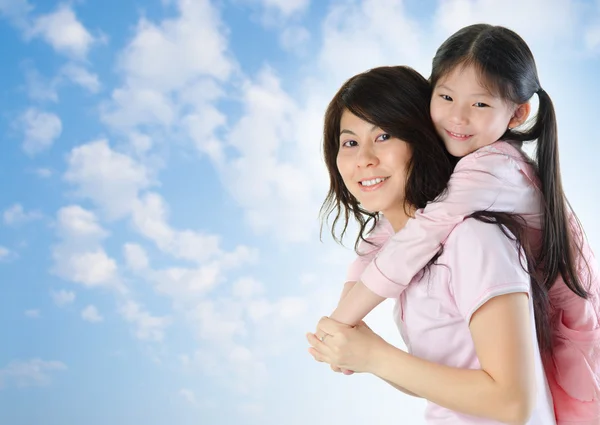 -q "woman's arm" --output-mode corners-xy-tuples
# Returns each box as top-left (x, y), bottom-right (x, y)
(370, 292), (535, 424)
(380, 378), (420, 398)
